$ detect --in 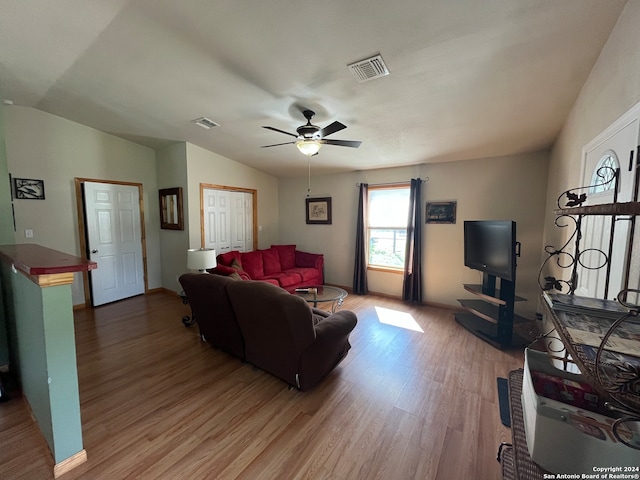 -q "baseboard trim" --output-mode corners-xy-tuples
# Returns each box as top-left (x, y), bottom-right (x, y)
(329, 283), (461, 311)
(54, 449), (87, 478)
